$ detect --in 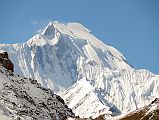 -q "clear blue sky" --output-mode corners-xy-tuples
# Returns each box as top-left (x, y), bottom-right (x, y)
(0, 0), (159, 74)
